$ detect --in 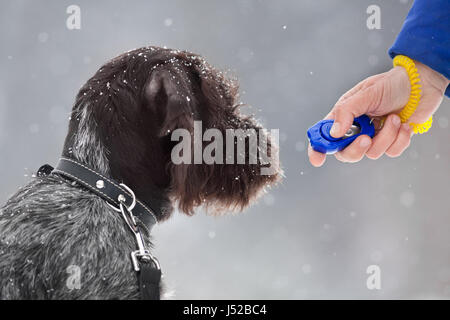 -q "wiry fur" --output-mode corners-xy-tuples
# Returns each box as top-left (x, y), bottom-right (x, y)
(72, 104), (111, 175)
(0, 175), (147, 299)
(0, 46), (281, 299)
